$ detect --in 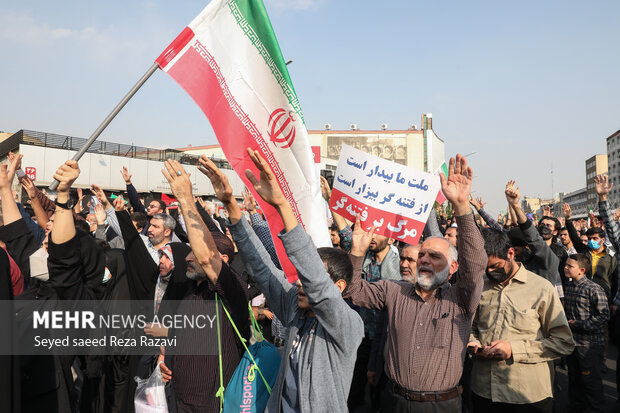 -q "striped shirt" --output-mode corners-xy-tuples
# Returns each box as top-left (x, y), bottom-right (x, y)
(345, 213), (487, 391)
(564, 276), (609, 347)
(168, 263), (249, 412)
